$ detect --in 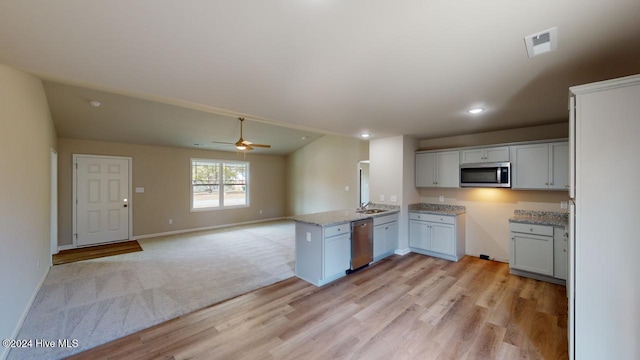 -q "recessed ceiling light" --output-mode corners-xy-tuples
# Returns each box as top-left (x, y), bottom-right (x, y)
(301, 136), (308, 140)
(88, 100), (101, 108)
(361, 133), (371, 138)
(468, 108), (484, 114)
